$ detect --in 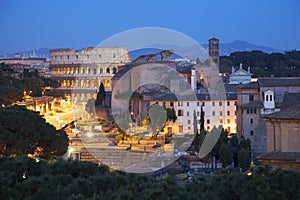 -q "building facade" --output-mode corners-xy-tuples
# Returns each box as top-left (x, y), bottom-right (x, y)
(259, 93), (300, 171)
(237, 77), (300, 157)
(229, 63), (252, 84)
(49, 47), (131, 102)
(150, 85), (238, 135)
